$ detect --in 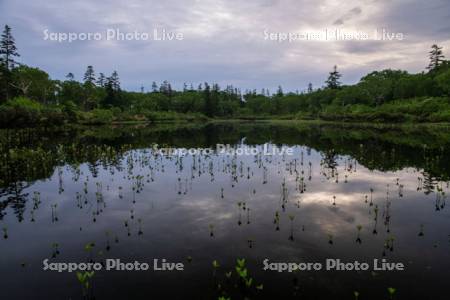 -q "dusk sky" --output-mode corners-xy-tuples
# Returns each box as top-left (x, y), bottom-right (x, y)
(1, 0), (449, 92)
